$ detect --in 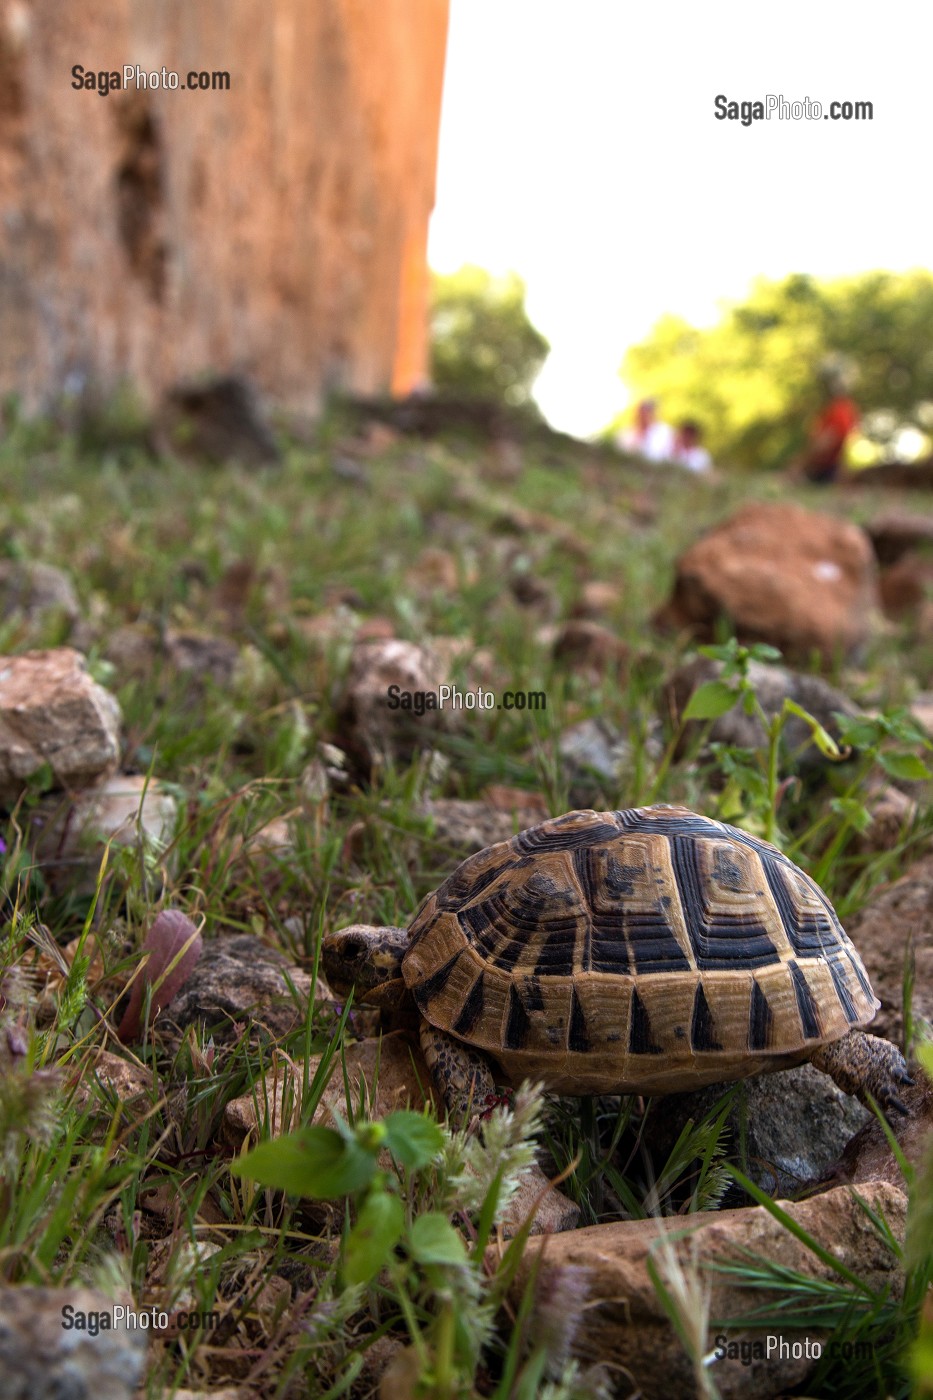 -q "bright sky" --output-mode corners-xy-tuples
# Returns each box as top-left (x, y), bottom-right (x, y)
(428, 0), (933, 437)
